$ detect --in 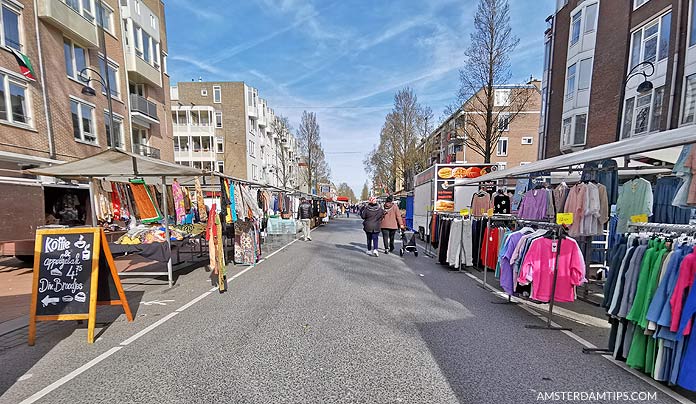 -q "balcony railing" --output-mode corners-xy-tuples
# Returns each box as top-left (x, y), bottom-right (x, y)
(133, 143), (161, 159)
(130, 94), (158, 121)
